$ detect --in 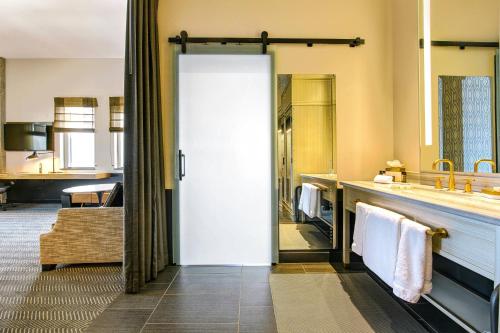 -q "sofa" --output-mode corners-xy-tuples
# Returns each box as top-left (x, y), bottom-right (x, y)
(39, 207), (123, 271)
